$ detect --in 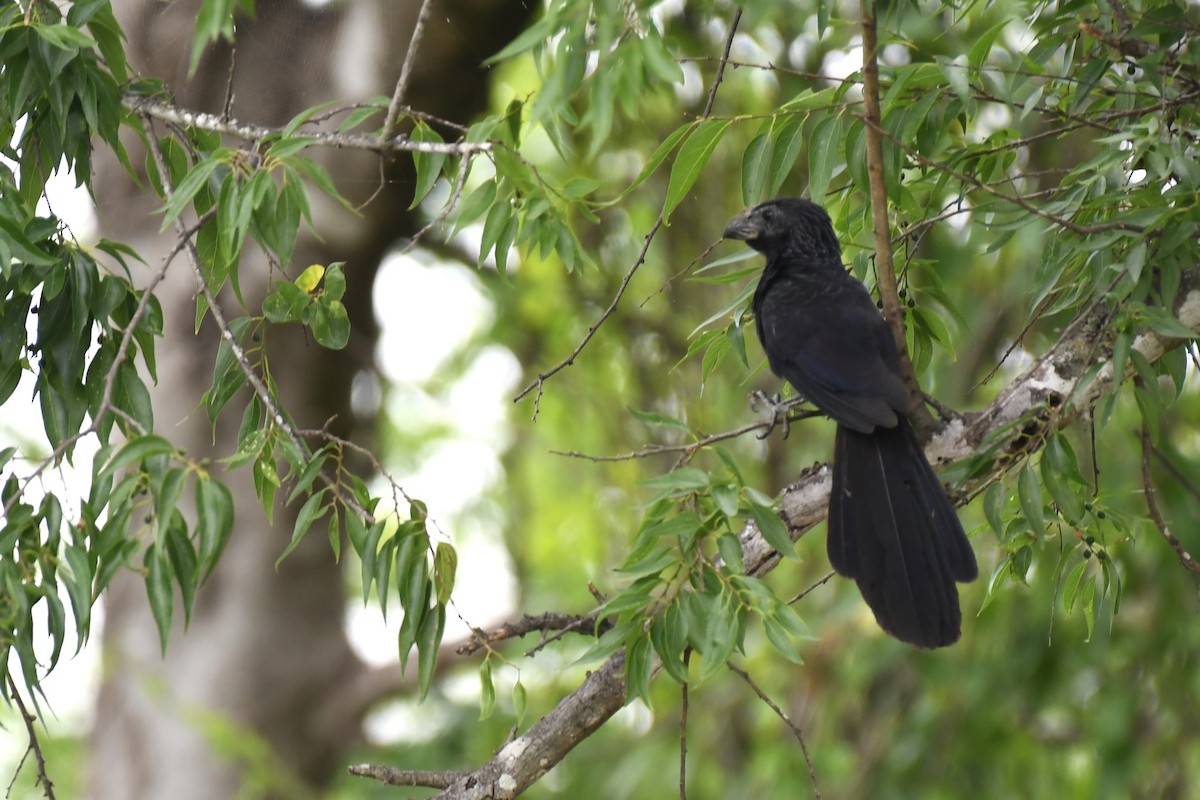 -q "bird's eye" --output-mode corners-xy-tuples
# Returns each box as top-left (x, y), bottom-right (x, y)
(760, 206), (775, 221)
